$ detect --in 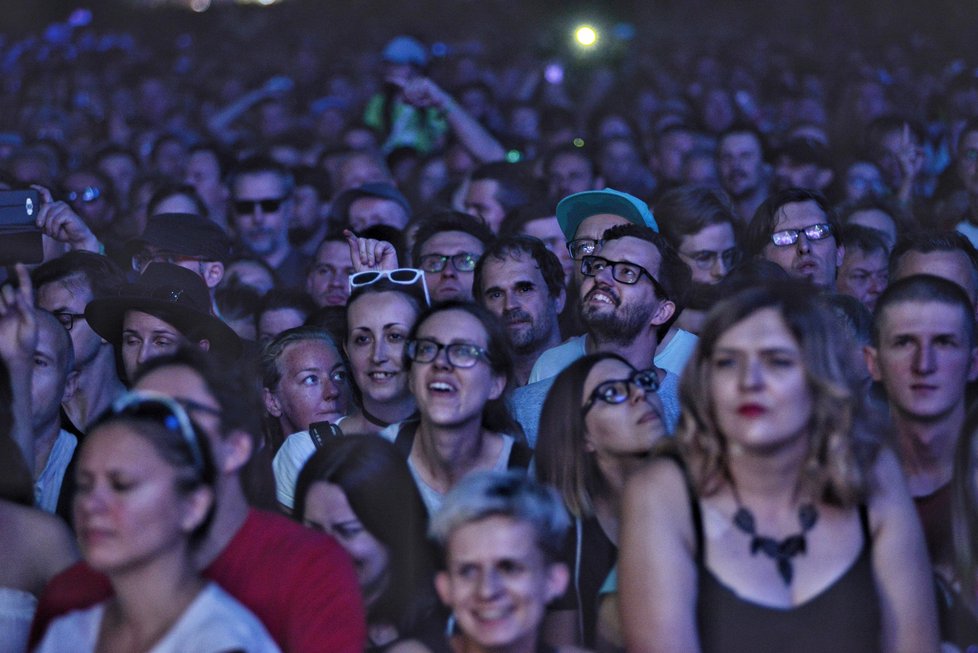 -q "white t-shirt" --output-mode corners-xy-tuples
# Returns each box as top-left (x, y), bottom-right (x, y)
(35, 582), (281, 653)
(271, 417), (350, 510)
(528, 329), (698, 384)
